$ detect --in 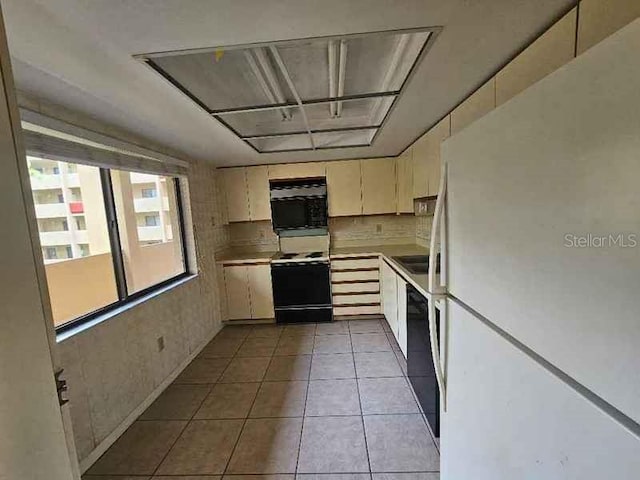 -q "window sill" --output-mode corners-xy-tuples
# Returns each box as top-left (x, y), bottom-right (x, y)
(56, 274), (198, 343)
